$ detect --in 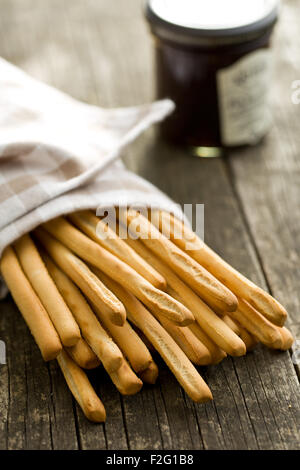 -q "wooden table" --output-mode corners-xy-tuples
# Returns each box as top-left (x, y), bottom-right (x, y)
(0, 0), (299, 450)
